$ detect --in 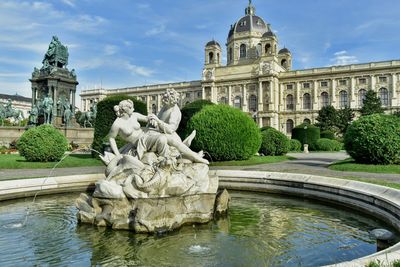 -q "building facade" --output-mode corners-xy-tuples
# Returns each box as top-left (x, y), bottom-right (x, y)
(80, 2), (400, 135)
